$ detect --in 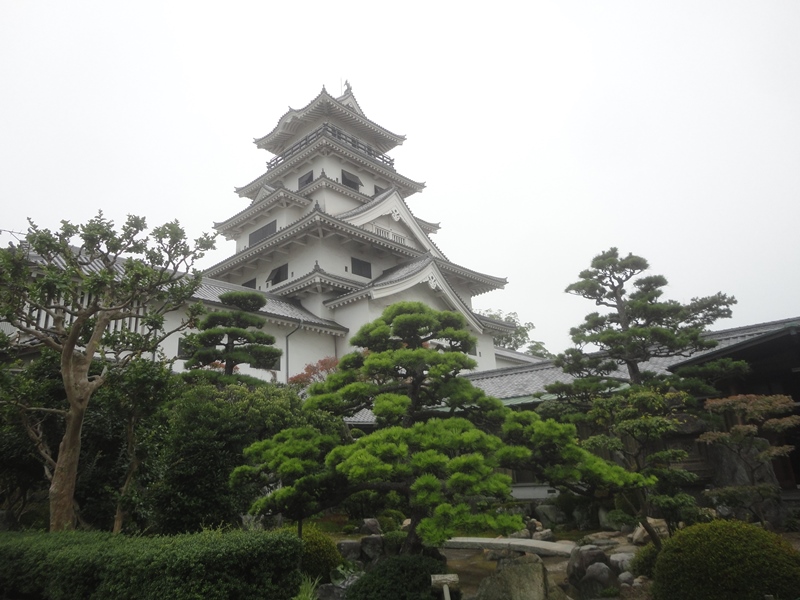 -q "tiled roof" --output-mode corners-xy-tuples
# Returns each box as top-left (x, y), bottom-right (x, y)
(344, 407), (376, 426)
(465, 316), (800, 400)
(195, 278), (347, 334)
